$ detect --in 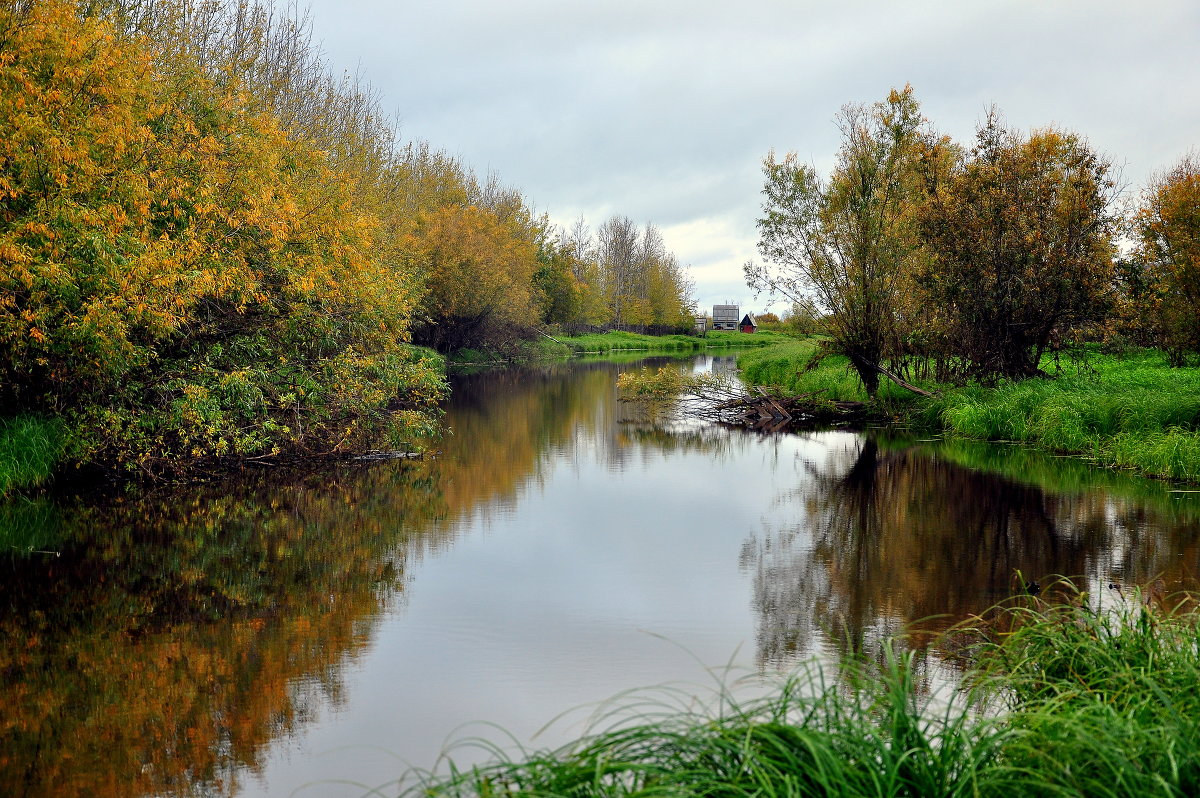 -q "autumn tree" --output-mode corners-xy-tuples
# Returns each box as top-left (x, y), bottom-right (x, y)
(0, 0), (444, 472)
(1132, 152), (1200, 364)
(754, 311), (781, 326)
(596, 215), (641, 328)
(917, 114), (1118, 381)
(407, 204), (540, 352)
(746, 87), (929, 396)
(533, 237), (584, 325)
